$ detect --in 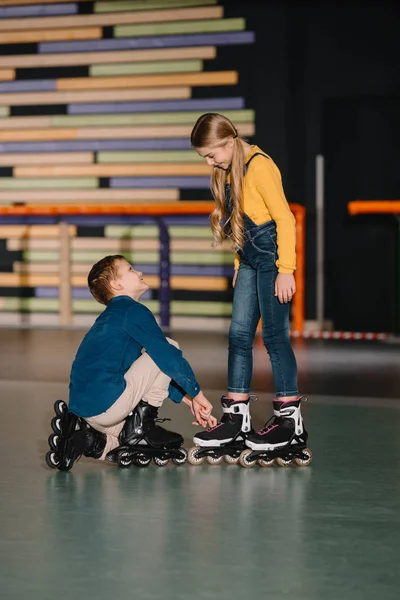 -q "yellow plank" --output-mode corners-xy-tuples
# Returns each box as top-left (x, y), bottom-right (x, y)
(0, 123), (253, 142)
(57, 71), (237, 90)
(0, 87), (190, 106)
(0, 272), (227, 291)
(0, 69), (15, 81)
(0, 6), (223, 31)
(0, 47), (216, 68)
(0, 152), (94, 165)
(0, 117), (51, 129)
(15, 163), (211, 177)
(0, 27), (102, 45)
(0, 225), (76, 238)
(0, 189), (179, 203)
